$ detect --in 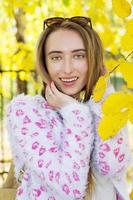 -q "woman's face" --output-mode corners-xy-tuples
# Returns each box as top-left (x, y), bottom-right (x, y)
(45, 29), (88, 96)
